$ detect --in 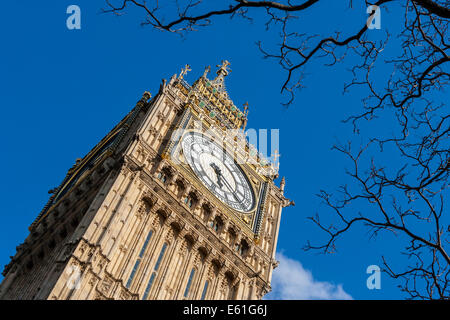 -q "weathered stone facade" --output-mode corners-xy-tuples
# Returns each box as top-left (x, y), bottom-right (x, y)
(0, 63), (292, 300)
